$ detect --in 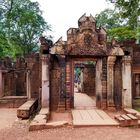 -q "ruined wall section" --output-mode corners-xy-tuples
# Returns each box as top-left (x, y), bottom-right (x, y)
(50, 56), (61, 111)
(82, 64), (96, 96)
(24, 54), (40, 98)
(114, 57), (122, 109)
(0, 57), (16, 97)
(15, 56), (27, 96)
(101, 57), (107, 109)
(0, 53), (40, 98)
